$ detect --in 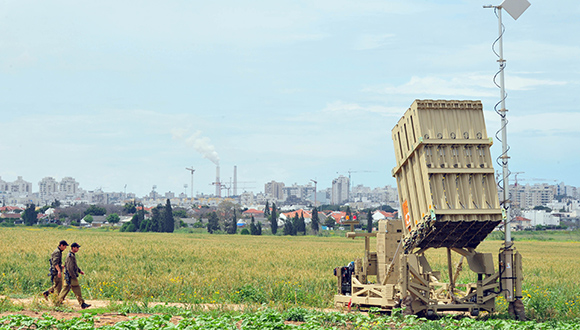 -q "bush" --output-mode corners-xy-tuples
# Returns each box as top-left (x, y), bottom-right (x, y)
(232, 284), (267, 304)
(240, 228), (250, 235)
(0, 221), (15, 227)
(120, 223), (136, 232)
